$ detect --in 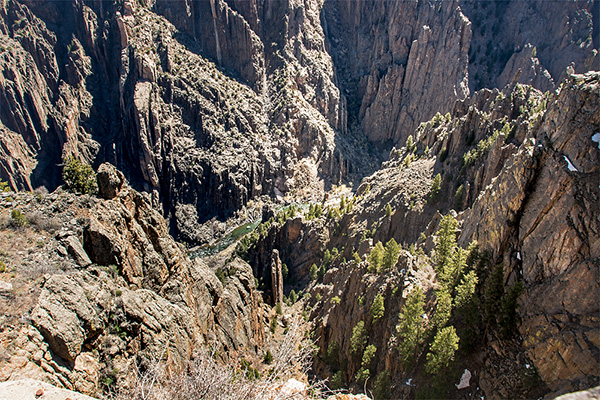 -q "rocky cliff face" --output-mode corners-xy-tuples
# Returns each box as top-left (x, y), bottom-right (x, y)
(0, 164), (266, 395)
(243, 73), (599, 399)
(1, 0), (595, 246)
(0, 0), (375, 245)
(323, 0), (597, 146)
